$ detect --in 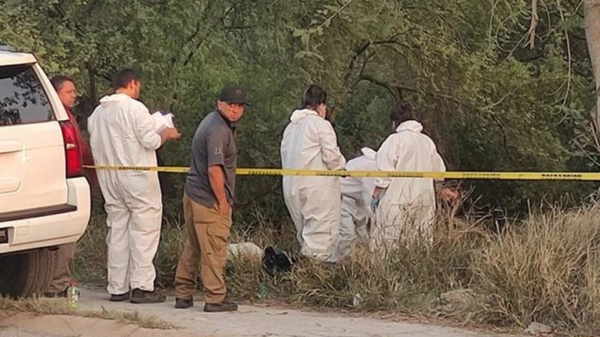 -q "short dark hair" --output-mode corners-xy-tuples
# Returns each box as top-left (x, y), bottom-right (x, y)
(112, 68), (140, 90)
(50, 75), (74, 91)
(390, 101), (415, 126)
(302, 84), (327, 109)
